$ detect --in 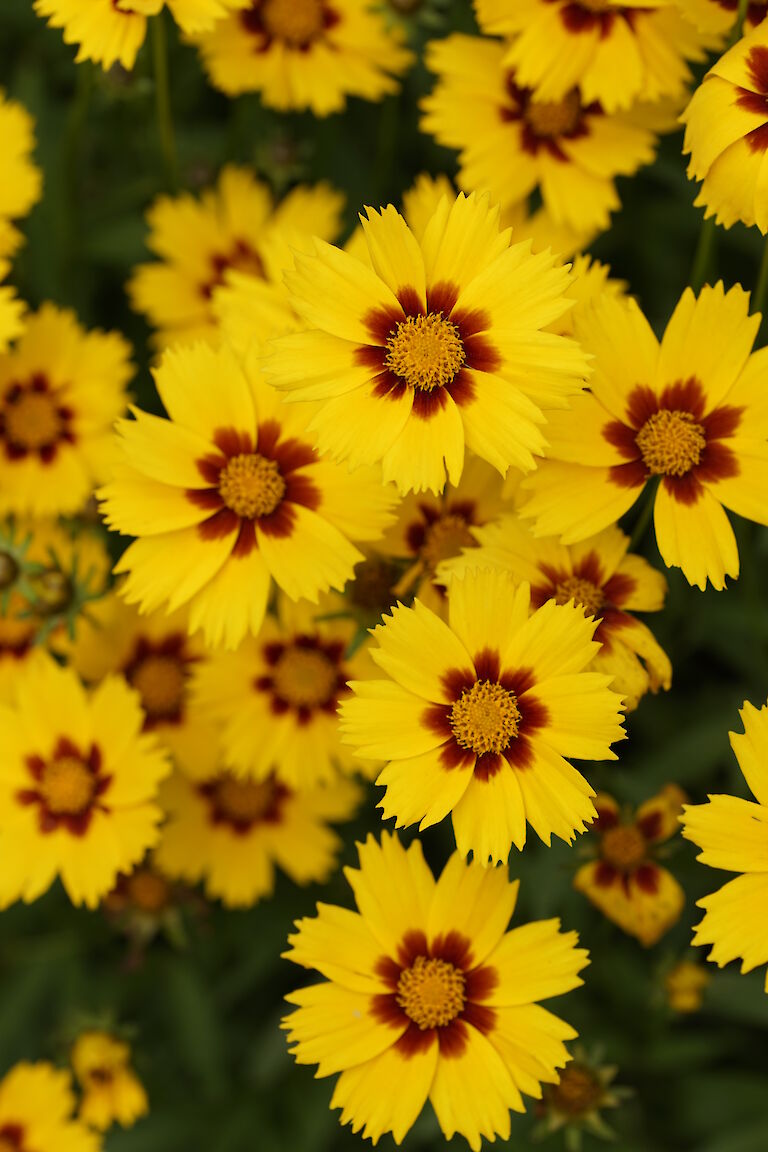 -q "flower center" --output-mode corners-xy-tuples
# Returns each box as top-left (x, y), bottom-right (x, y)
(125, 869), (171, 913)
(3, 390), (62, 450)
(271, 645), (339, 708)
(550, 1065), (604, 1115)
(396, 956), (466, 1030)
(635, 409), (706, 477)
(261, 0), (325, 45)
(218, 453), (286, 519)
(525, 91), (582, 137)
(129, 654), (186, 720)
(554, 576), (605, 618)
(450, 679), (521, 755)
(421, 514), (476, 571)
(0, 1135), (23, 1152)
(386, 313), (465, 392)
(213, 775), (276, 824)
(39, 756), (95, 816)
(601, 824), (647, 871)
